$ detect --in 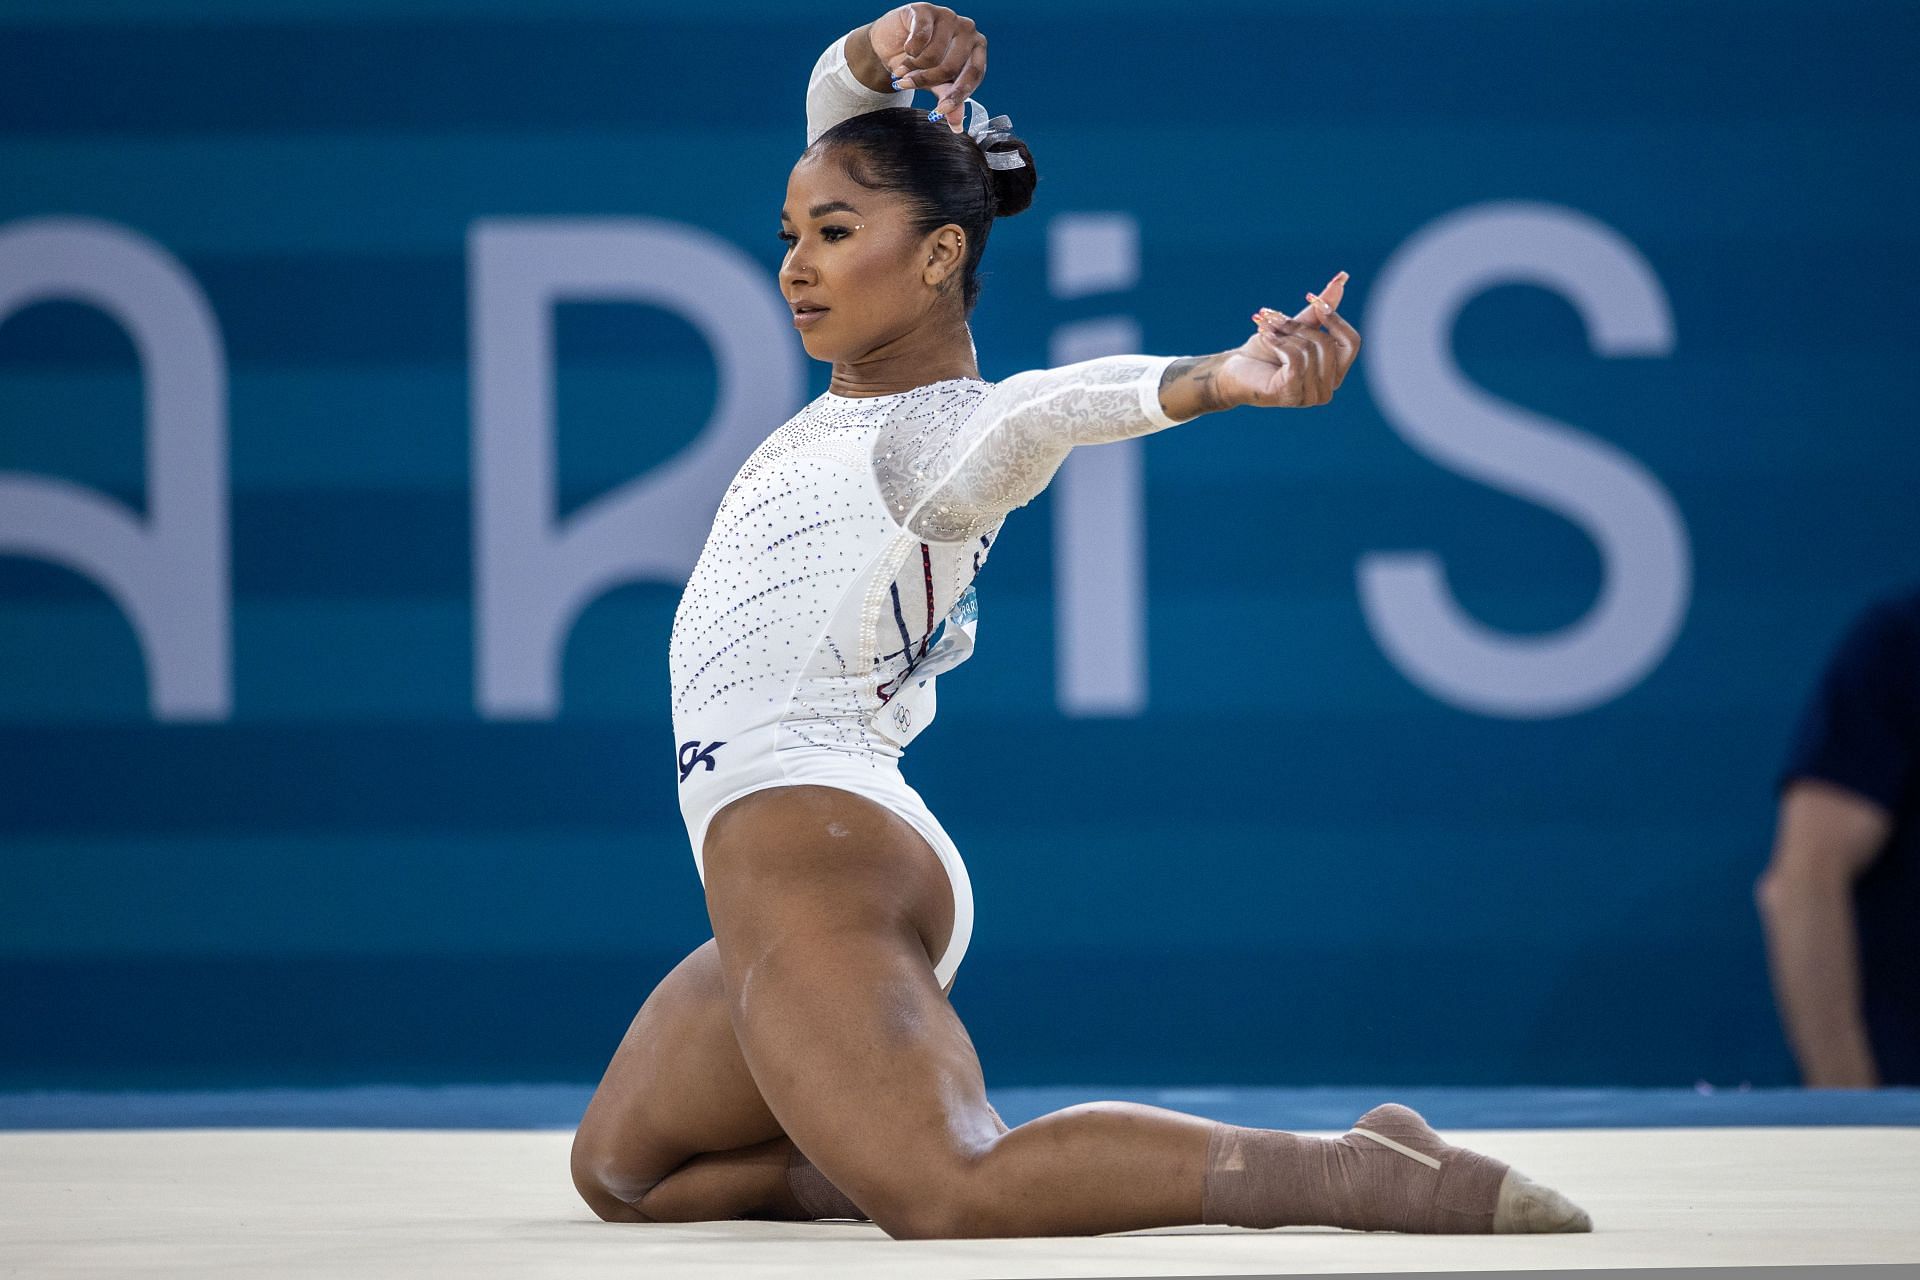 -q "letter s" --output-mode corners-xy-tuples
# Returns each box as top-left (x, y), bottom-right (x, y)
(1359, 201), (1689, 719)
